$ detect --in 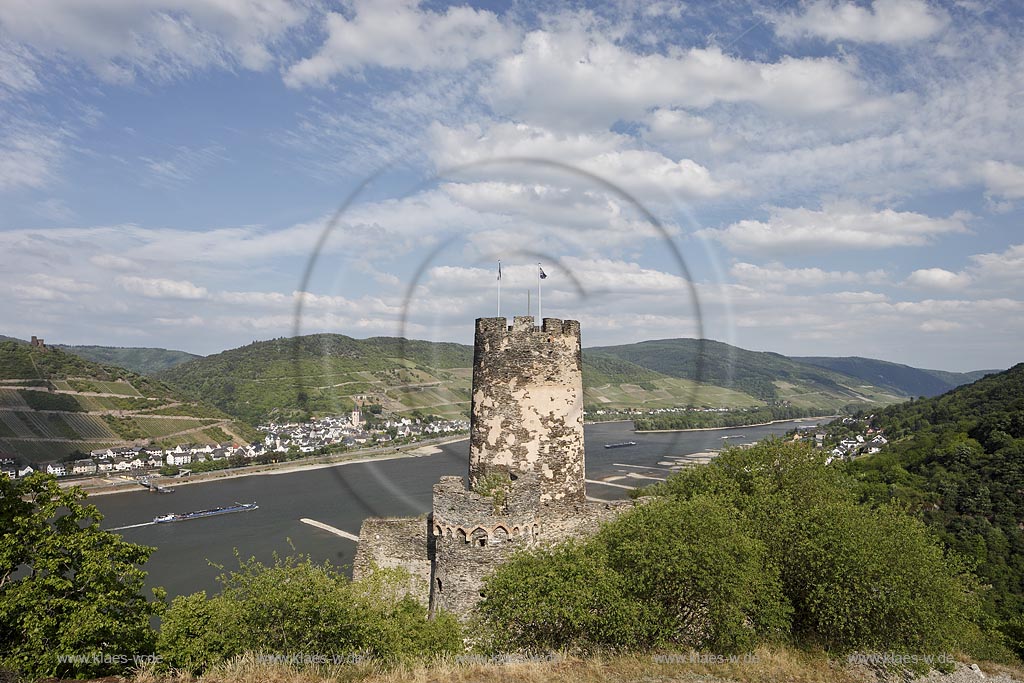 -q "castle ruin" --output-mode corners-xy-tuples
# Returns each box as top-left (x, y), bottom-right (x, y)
(352, 316), (638, 617)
